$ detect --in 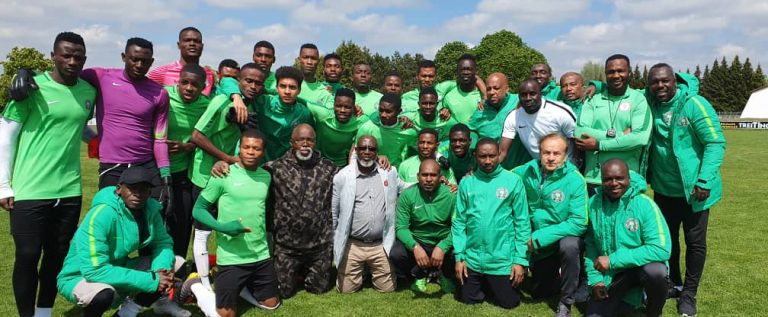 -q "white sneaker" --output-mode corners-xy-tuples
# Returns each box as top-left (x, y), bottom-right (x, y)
(116, 298), (142, 317)
(153, 297), (192, 317)
(191, 283), (220, 317)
